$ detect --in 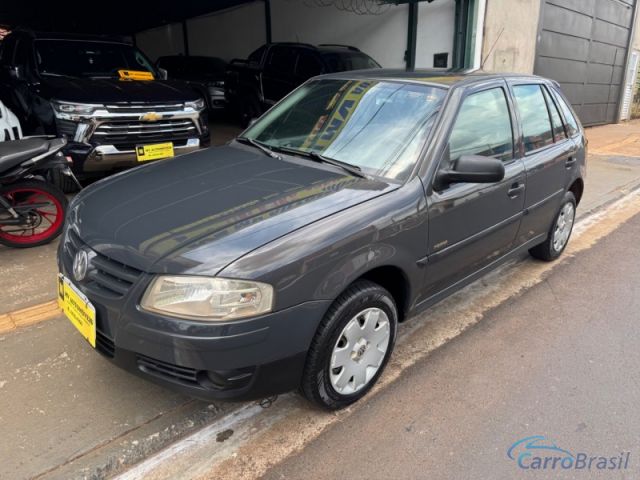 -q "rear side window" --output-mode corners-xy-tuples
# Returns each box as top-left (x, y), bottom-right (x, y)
(448, 87), (514, 163)
(266, 46), (296, 75)
(296, 52), (323, 78)
(542, 85), (567, 141)
(513, 84), (554, 153)
(552, 88), (580, 137)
